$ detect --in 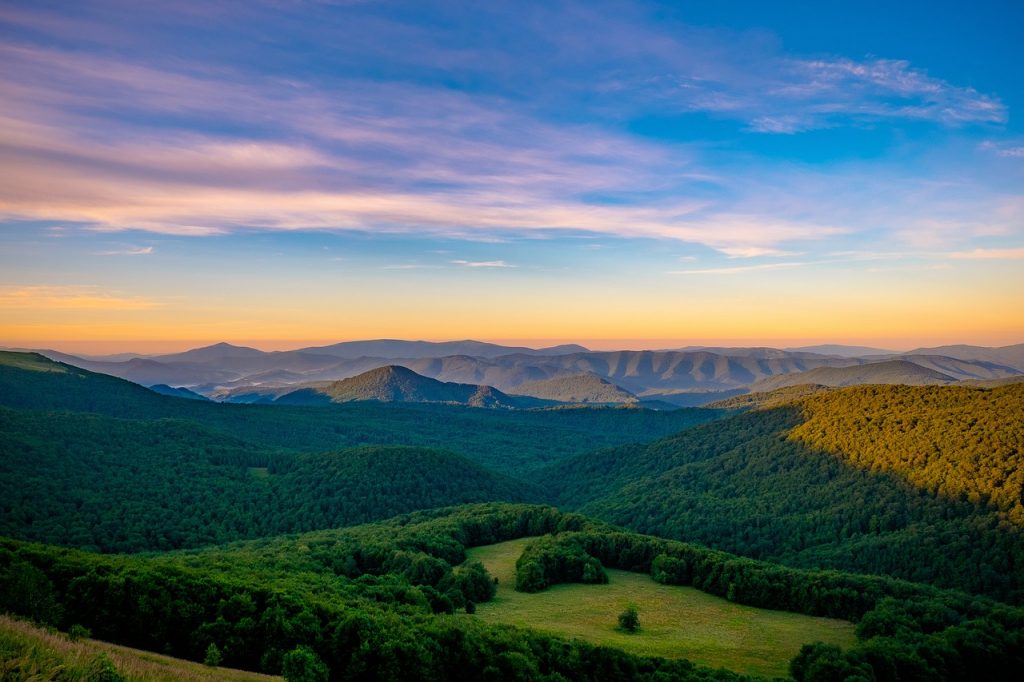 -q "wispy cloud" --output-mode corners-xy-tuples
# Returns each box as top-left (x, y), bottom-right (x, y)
(95, 246), (154, 256)
(766, 57), (1006, 130)
(949, 247), (1024, 260)
(0, 1), (1016, 264)
(716, 246), (800, 258)
(380, 263), (444, 270)
(451, 260), (515, 268)
(979, 141), (1024, 158)
(0, 285), (157, 310)
(669, 261), (809, 275)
